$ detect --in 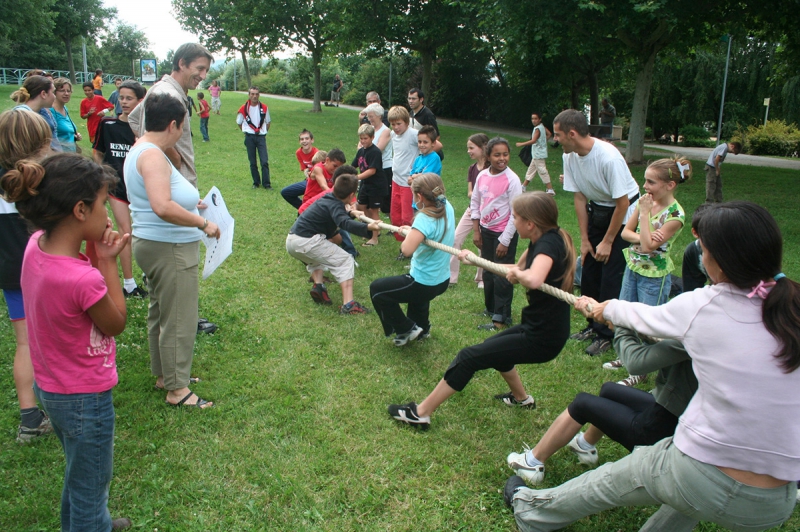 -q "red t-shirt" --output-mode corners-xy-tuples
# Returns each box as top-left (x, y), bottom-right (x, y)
(296, 146), (319, 172)
(80, 95), (115, 139)
(303, 162), (333, 206)
(199, 99), (210, 118)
